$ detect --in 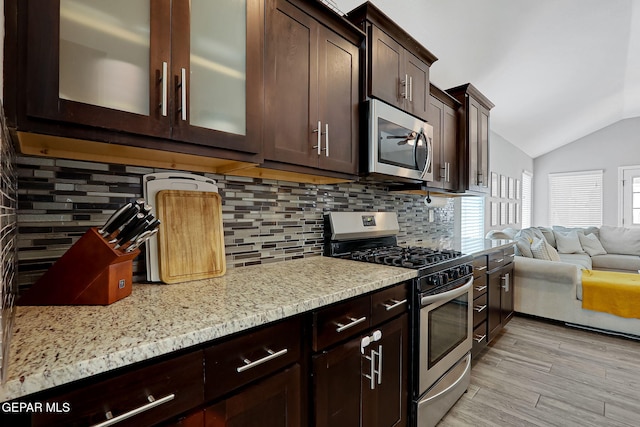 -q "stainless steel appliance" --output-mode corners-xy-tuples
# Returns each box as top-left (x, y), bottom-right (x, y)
(367, 99), (434, 183)
(324, 211), (473, 426)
